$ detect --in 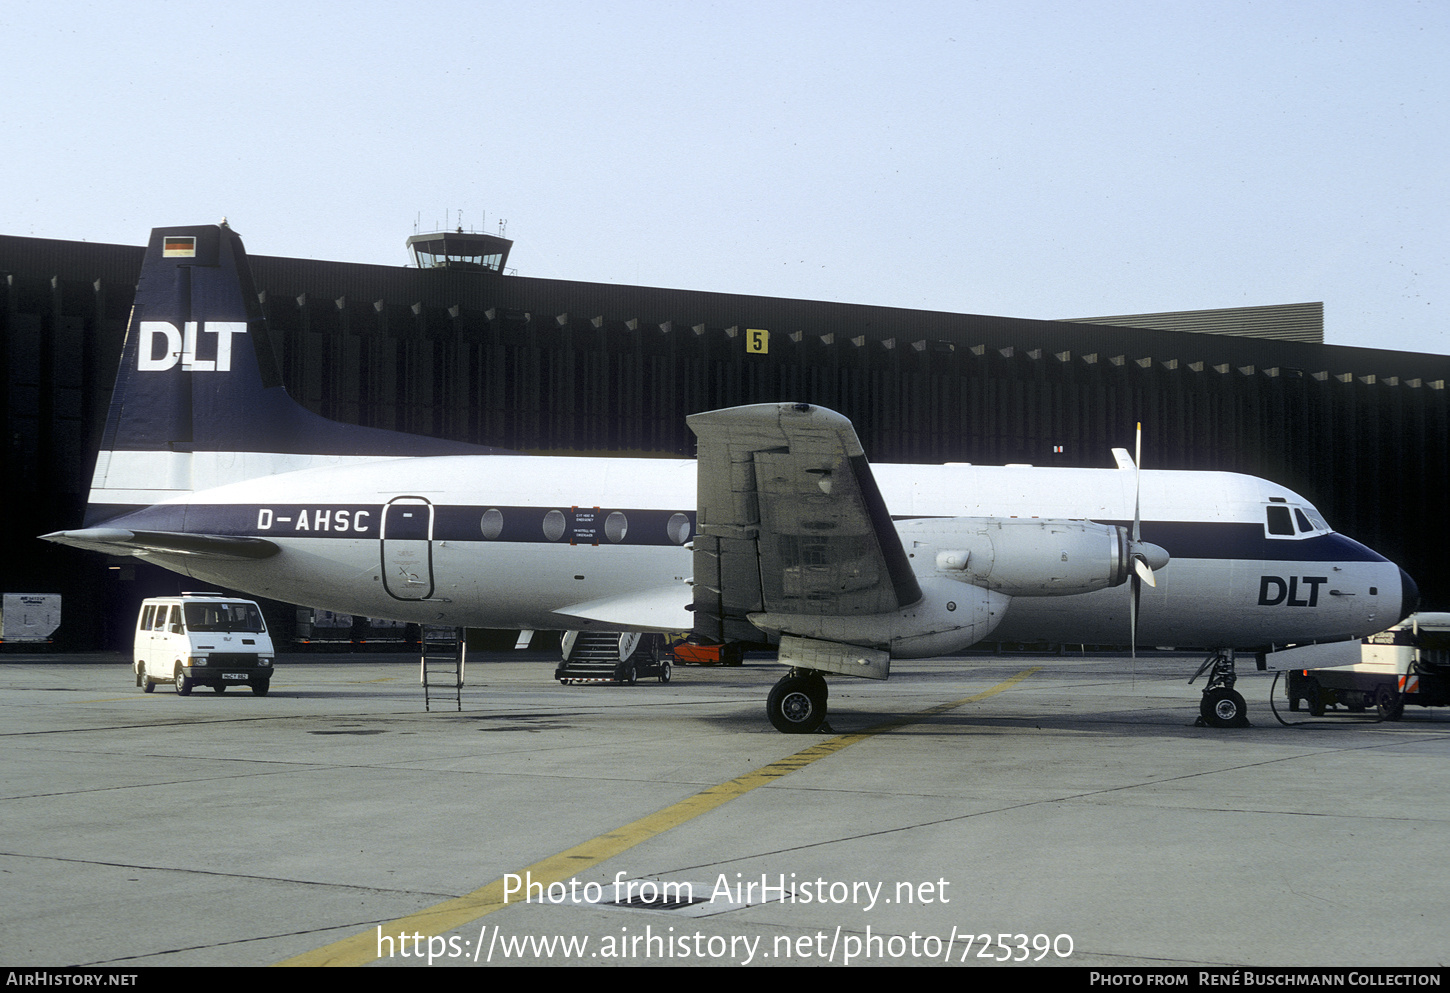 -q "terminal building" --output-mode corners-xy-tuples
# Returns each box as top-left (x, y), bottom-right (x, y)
(2, 227), (1446, 648)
